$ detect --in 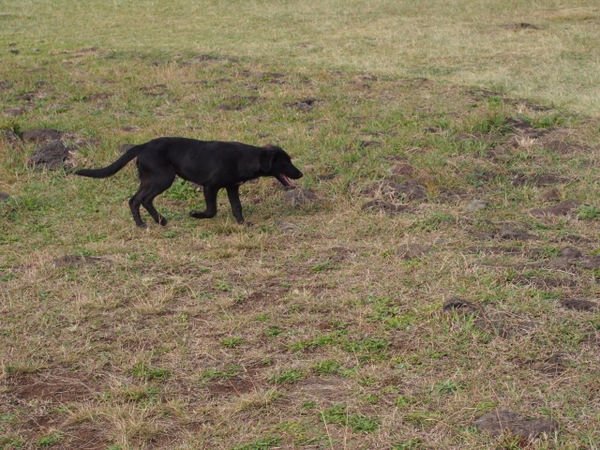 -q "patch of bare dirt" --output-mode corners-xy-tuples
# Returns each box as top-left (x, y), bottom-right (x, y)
(442, 297), (481, 315)
(560, 298), (598, 312)
(471, 225), (536, 241)
(502, 22), (540, 30)
(387, 161), (416, 178)
(523, 353), (569, 375)
(28, 141), (74, 170)
(511, 275), (576, 289)
(511, 172), (571, 187)
(8, 370), (98, 403)
(286, 98), (319, 111)
(207, 377), (258, 397)
(474, 409), (558, 438)
(51, 255), (108, 268)
(444, 300), (540, 339)
(83, 92), (114, 102)
(361, 199), (411, 214)
(464, 245), (525, 255)
(233, 285), (290, 311)
(399, 243), (432, 260)
(218, 95), (261, 111)
(361, 180), (427, 202)
(60, 422), (111, 450)
(22, 128), (65, 143)
(295, 377), (350, 403)
(284, 188), (318, 207)
(141, 84), (168, 97)
(4, 106), (28, 116)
